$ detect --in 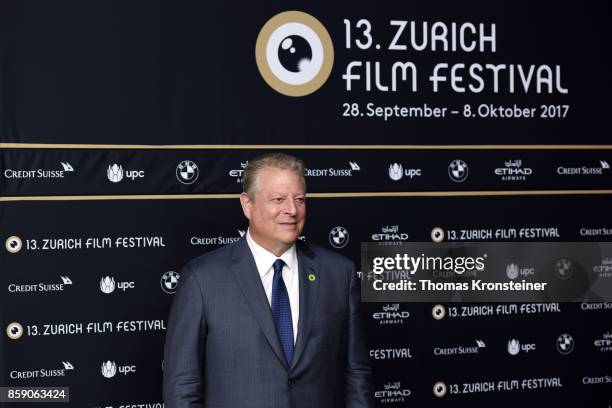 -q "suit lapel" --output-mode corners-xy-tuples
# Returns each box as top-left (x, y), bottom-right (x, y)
(290, 241), (320, 372)
(230, 238), (289, 370)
